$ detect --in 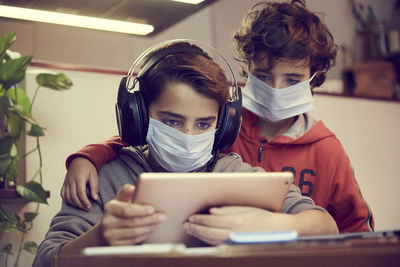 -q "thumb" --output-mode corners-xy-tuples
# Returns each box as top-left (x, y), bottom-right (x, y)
(115, 184), (135, 203)
(89, 170), (99, 200)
